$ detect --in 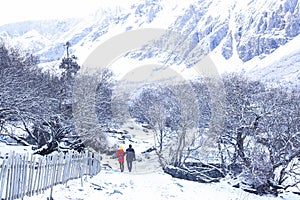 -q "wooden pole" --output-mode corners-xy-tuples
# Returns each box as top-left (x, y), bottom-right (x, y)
(49, 154), (58, 200)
